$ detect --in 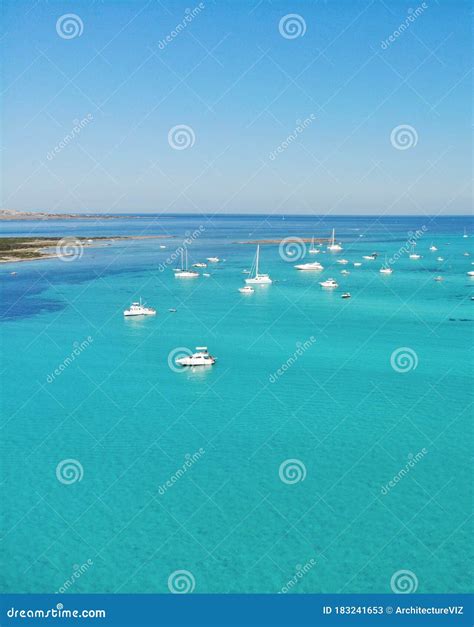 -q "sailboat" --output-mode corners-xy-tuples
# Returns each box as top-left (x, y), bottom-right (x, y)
(245, 245), (272, 284)
(409, 246), (421, 260)
(174, 249), (199, 278)
(463, 228), (468, 238)
(327, 228), (343, 251)
(308, 236), (319, 254)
